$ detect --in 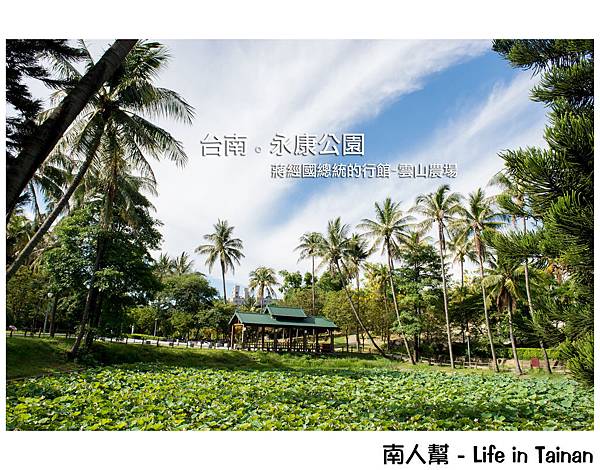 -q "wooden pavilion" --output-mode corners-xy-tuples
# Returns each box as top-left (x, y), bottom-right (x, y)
(228, 305), (338, 353)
